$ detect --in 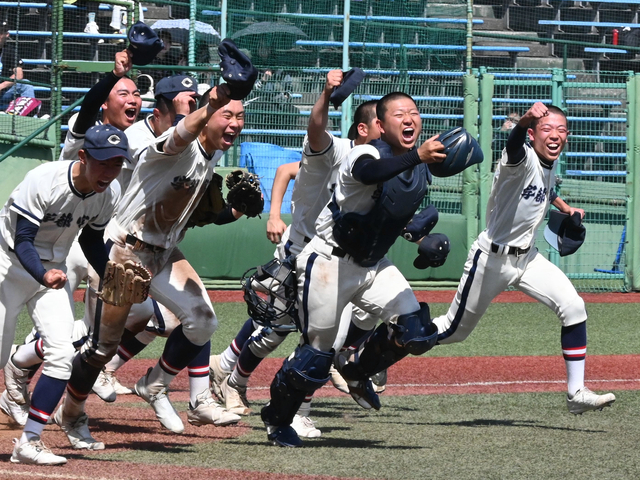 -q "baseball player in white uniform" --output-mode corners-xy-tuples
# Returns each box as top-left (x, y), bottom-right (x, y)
(431, 102), (615, 414)
(0, 50), (142, 425)
(260, 91), (447, 447)
(0, 124), (127, 465)
(53, 84), (244, 452)
(209, 71), (381, 439)
(92, 77), (244, 434)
